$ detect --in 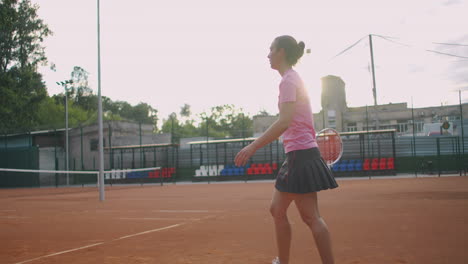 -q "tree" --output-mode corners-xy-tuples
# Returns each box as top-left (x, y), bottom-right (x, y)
(257, 109), (271, 116)
(0, 66), (47, 132)
(69, 66), (97, 112)
(198, 104), (253, 138)
(0, 0), (51, 132)
(180, 103), (191, 119)
(0, 0), (52, 72)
